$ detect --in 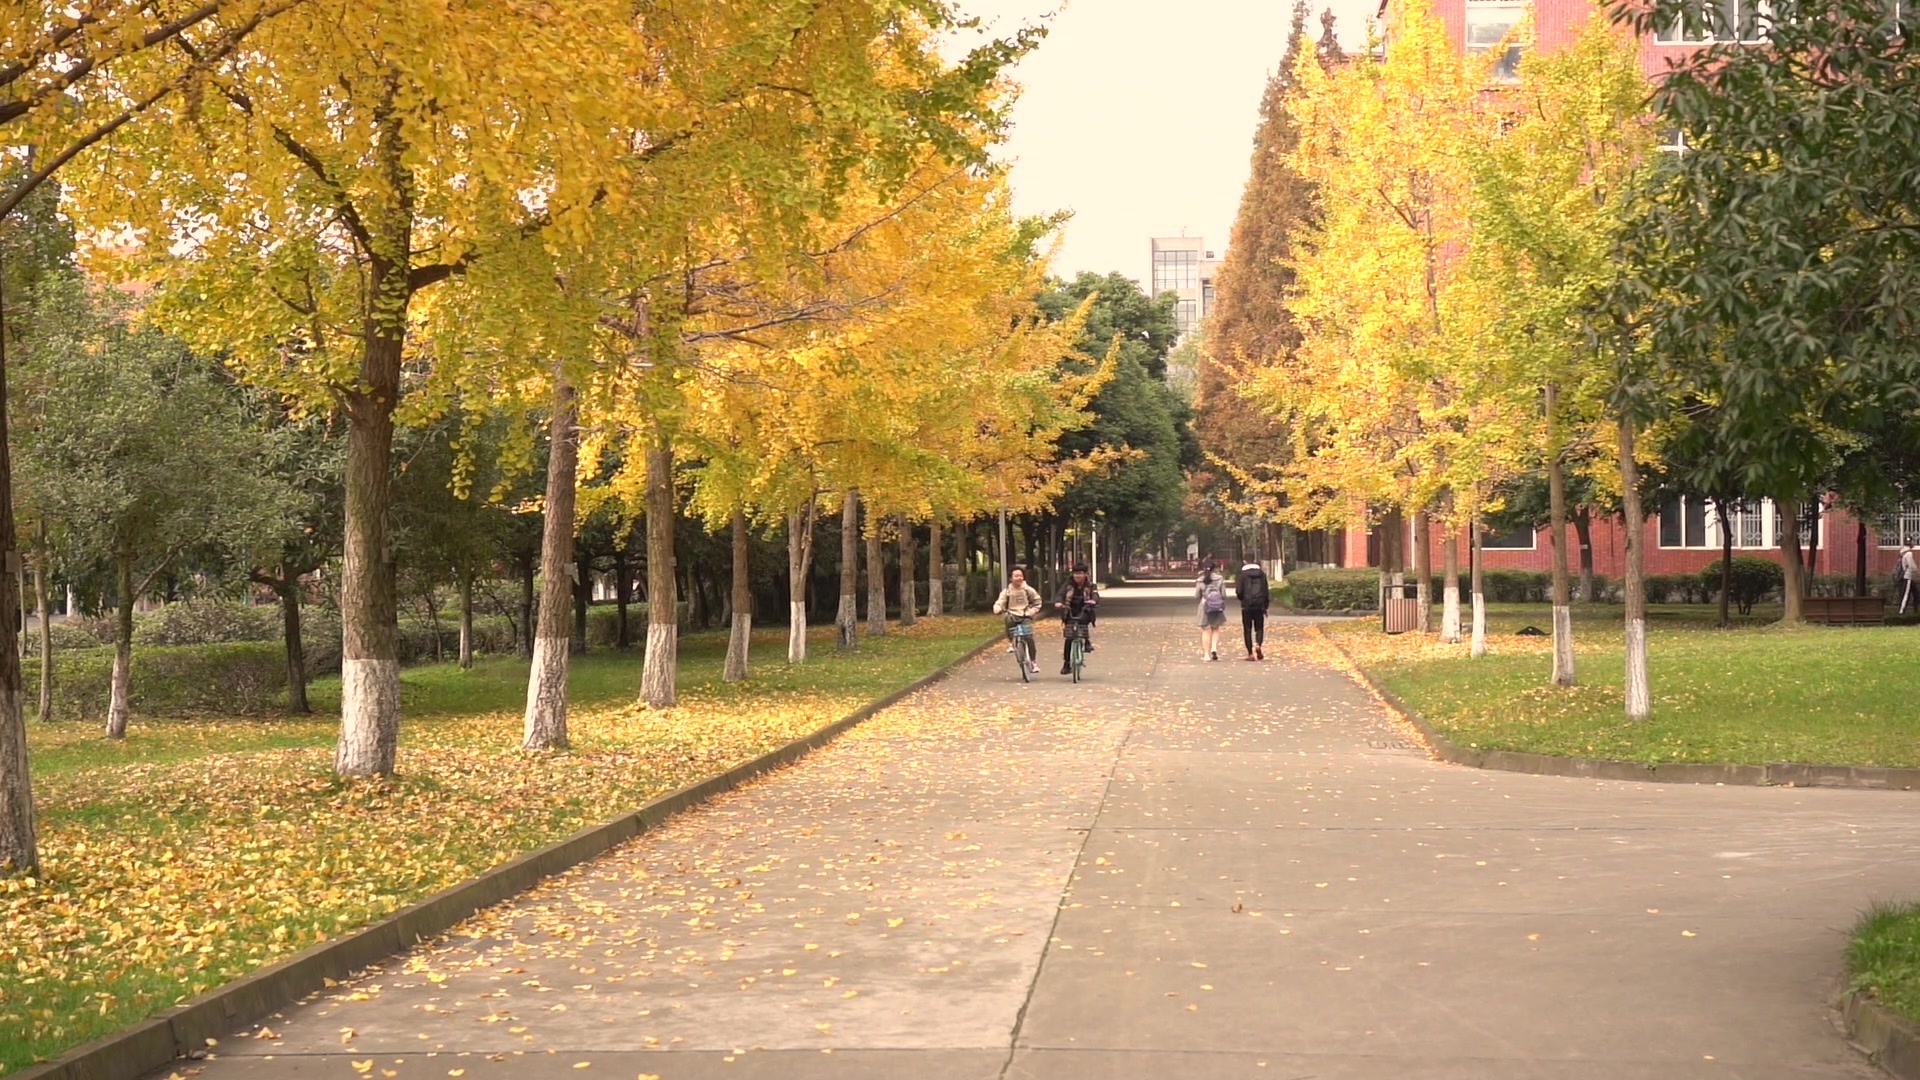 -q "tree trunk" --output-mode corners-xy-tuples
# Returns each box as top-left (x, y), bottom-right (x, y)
(639, 439), (678, 707)
(866, 523), (888, 636)
(613, 546), (633, 649)
(1469, 513), (1487, 658)
(1716, 499), (1734, 628)
(0, 261), (37, 875)
(518, 553), (535, 659)
(458, 567), (474, 669)
(1440, 530), (1461, 644)
(1778, 496), (1806, 624)
(1574, 507), (1596, 601)
(524, 376), (578, 749)
(1850, 515), (1866, 595)
(926, 519), (945, 617)
(1803, 495), (1821, 583)
(788, 498), (816, 663)
(281, 569), (310, 715)
(956, 522), (971, 612)
(1618, 417), (1650, 721)
(107, 551), (134, 740)
(572, 554), (590, 655)
(1546, 417), (1575, 686)
(33, 524), (50, 723)
(837, 489), (859, 649)
(1413, 508), (1432, 633)
(725, 508), (751, 681)
(899, 517), (918, 628)
(334, 326), (404, 775)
